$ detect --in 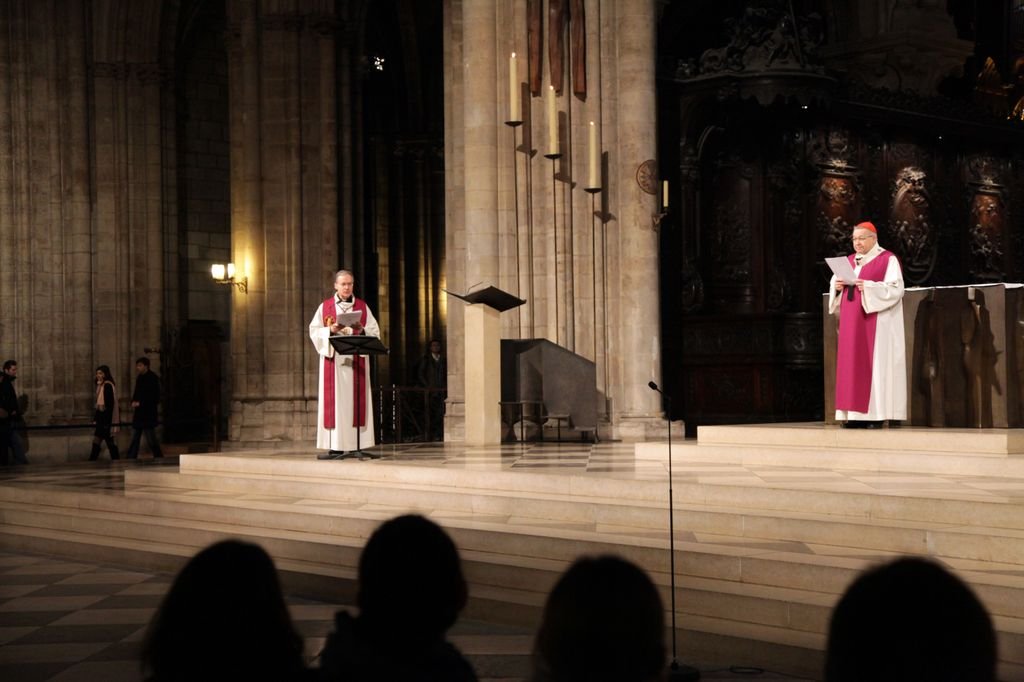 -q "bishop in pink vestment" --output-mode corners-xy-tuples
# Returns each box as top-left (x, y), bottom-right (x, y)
(828, 222), (907, 425)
